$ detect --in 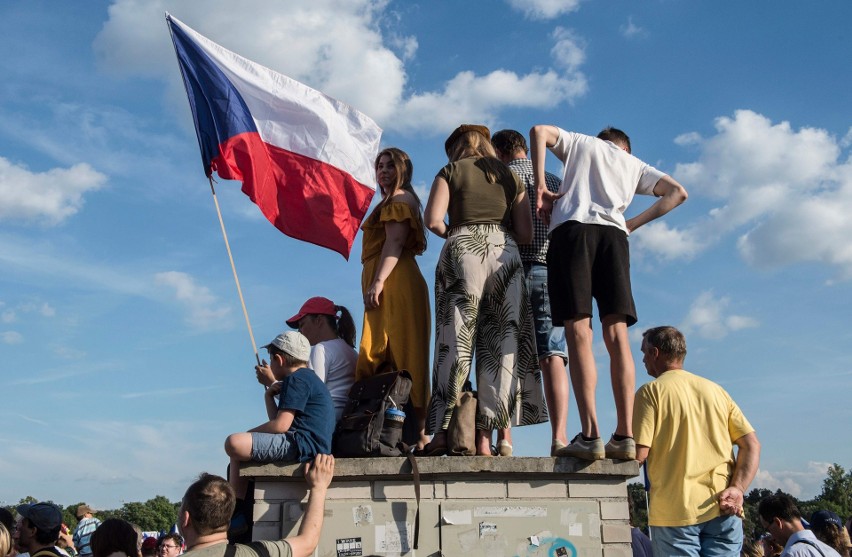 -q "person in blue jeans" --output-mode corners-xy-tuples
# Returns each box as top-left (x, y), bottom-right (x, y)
(224, 331), (334, 530)
(492, 129), (568, 456)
